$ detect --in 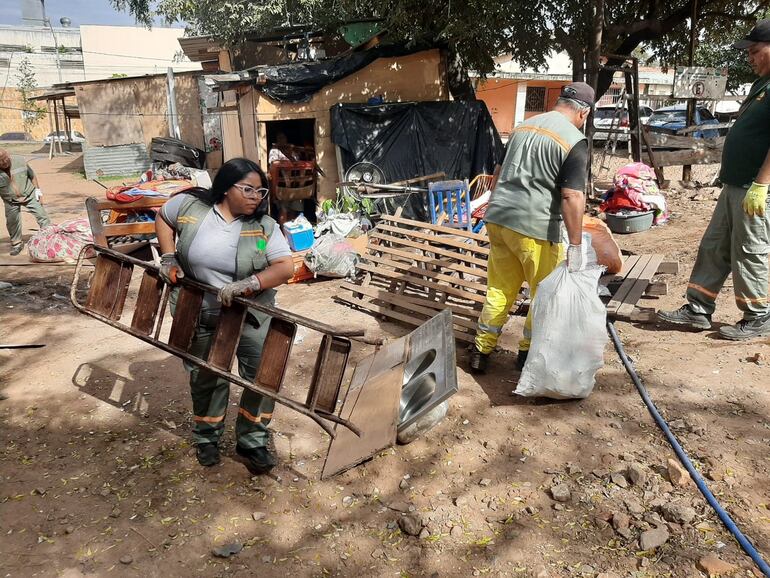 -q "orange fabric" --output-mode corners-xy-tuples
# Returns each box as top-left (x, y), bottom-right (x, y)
(194, 415), (225, 424)
(583, 216), (623, 274)
(687, 282), (719, 299)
